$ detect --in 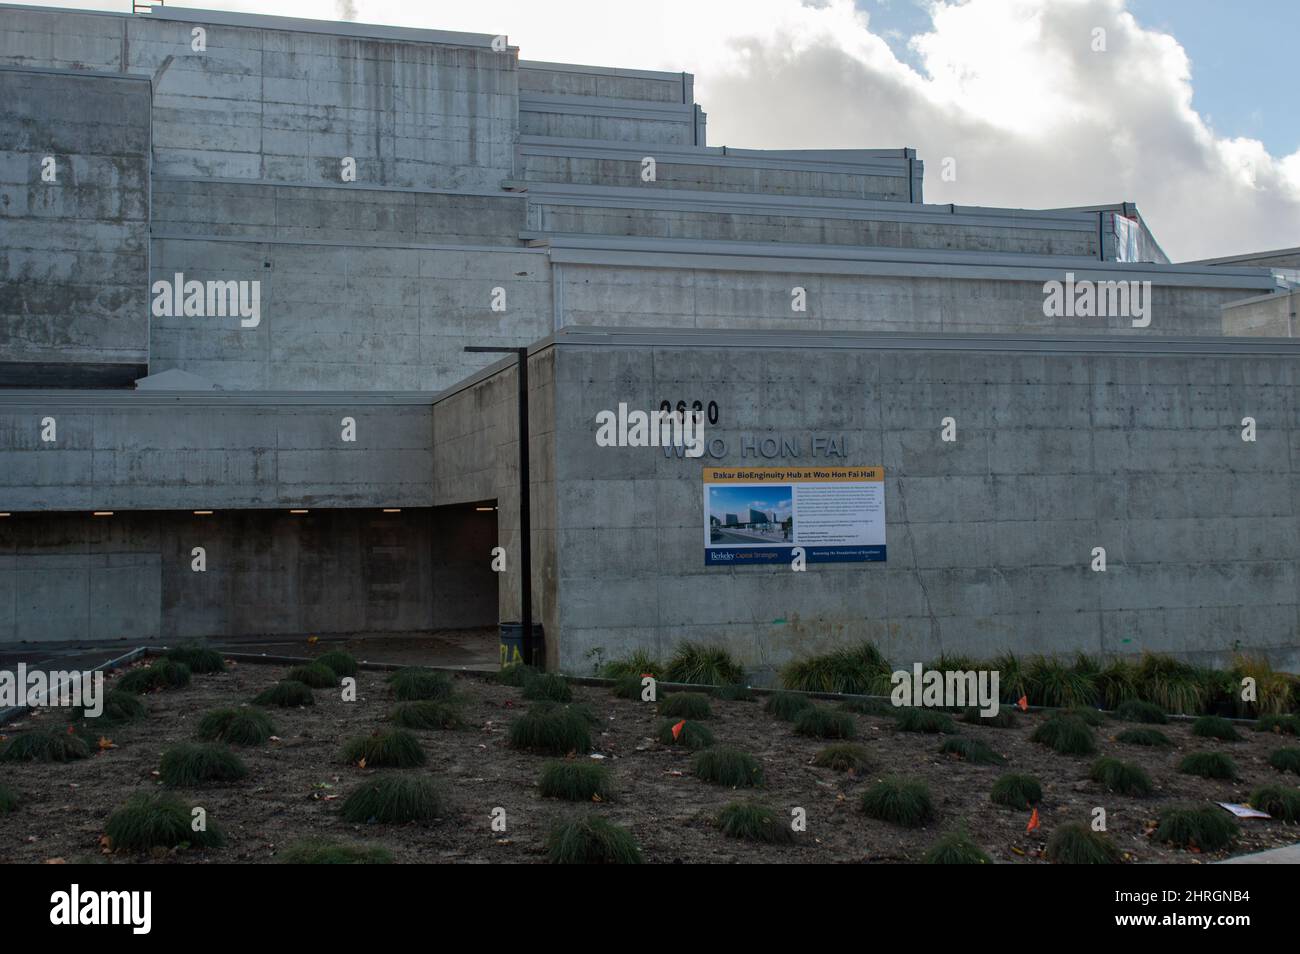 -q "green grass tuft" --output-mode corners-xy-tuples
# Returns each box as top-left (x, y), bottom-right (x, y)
(658, 692), (712, 720)
(692, 746), (764, 787)
(1089, 756), (1154, 797)
(1096, 658), (1140, 710)
(340, 730), (425, 768)
(545, 815), (642, 864)
(1254, 714), (1300, 735)
(0, 783), (20, 813)
(611, 674), (647, 700)
(277, 837), (392, 864)
(1116, 727), (1174, 747)
(663, 642), (745, 686)
(598, 651), (662, 681)
(1134, 654), (1206, 715)
(389, 668), (454, 701)
(960, 706), (1016, 728)
(163, 645), (226, 674)
(764, 691), (814, 721)
(793, 705), (856, 739)
(1065, 706), (1106, 727)
(861, 776), (934, 828)
(117, 659), (191, 694)
(1178, 751), (1238, 779)
(717, 801), (795, 844)
(1248, 785), (1300, 822)
(1154, 805), (1238, 852)
(895, 708), (955, 734)
(1046, 822), (1120, 863)
(158, 742), (248, 787)
(537, 761), (613, 801)
(990, 773), (1042, 809)
(656, 718), (714, 750)
(508, 705), (592, 755)
(1268, 747), (1300, 775)
(939, 736), (1003, 765)
(923, 830), (992, 864)
(75, 689), (147, 726)
(1030, 714), (1096, 755)
(314, 651), (359, 678)
(780, 642), (893, 695)
(0, 729), (90, 763)
(196, 707), (275, 746)
(1114, 700), (1168, 724)
(1191, 715), (1242, 741)
(252, 680), (314, 708)
(812, 742), (870, 772)
(522, 672), (573, 703)
(388, 700), (464, 731)
(1025, 656), (1098, 708)
(286, 662), (338, 688)
(105, 793), (226, 851)
(340, 773), (444, 824)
